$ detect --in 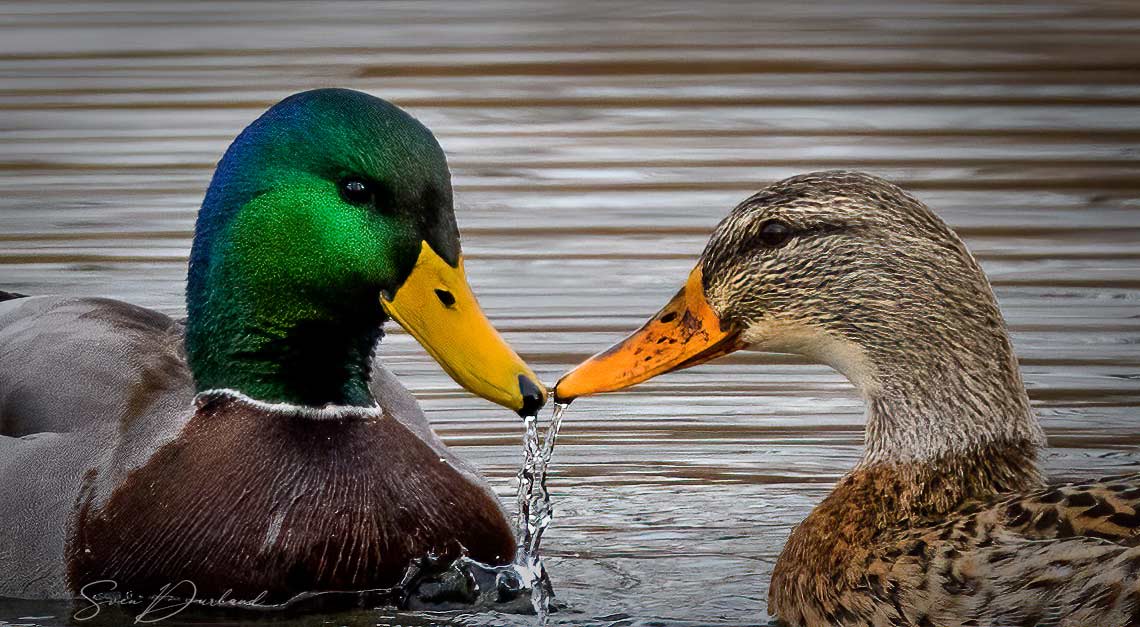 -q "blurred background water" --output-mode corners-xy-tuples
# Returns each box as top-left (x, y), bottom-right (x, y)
(1, 1), (1139, 626)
